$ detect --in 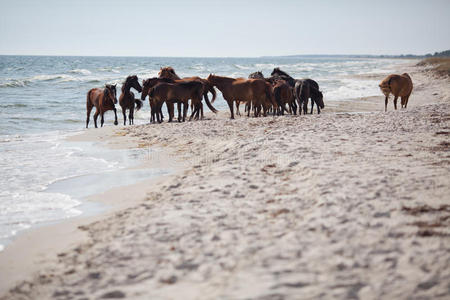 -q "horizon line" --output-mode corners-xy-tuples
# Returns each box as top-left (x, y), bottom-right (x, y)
(0, 53), (430, 59)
